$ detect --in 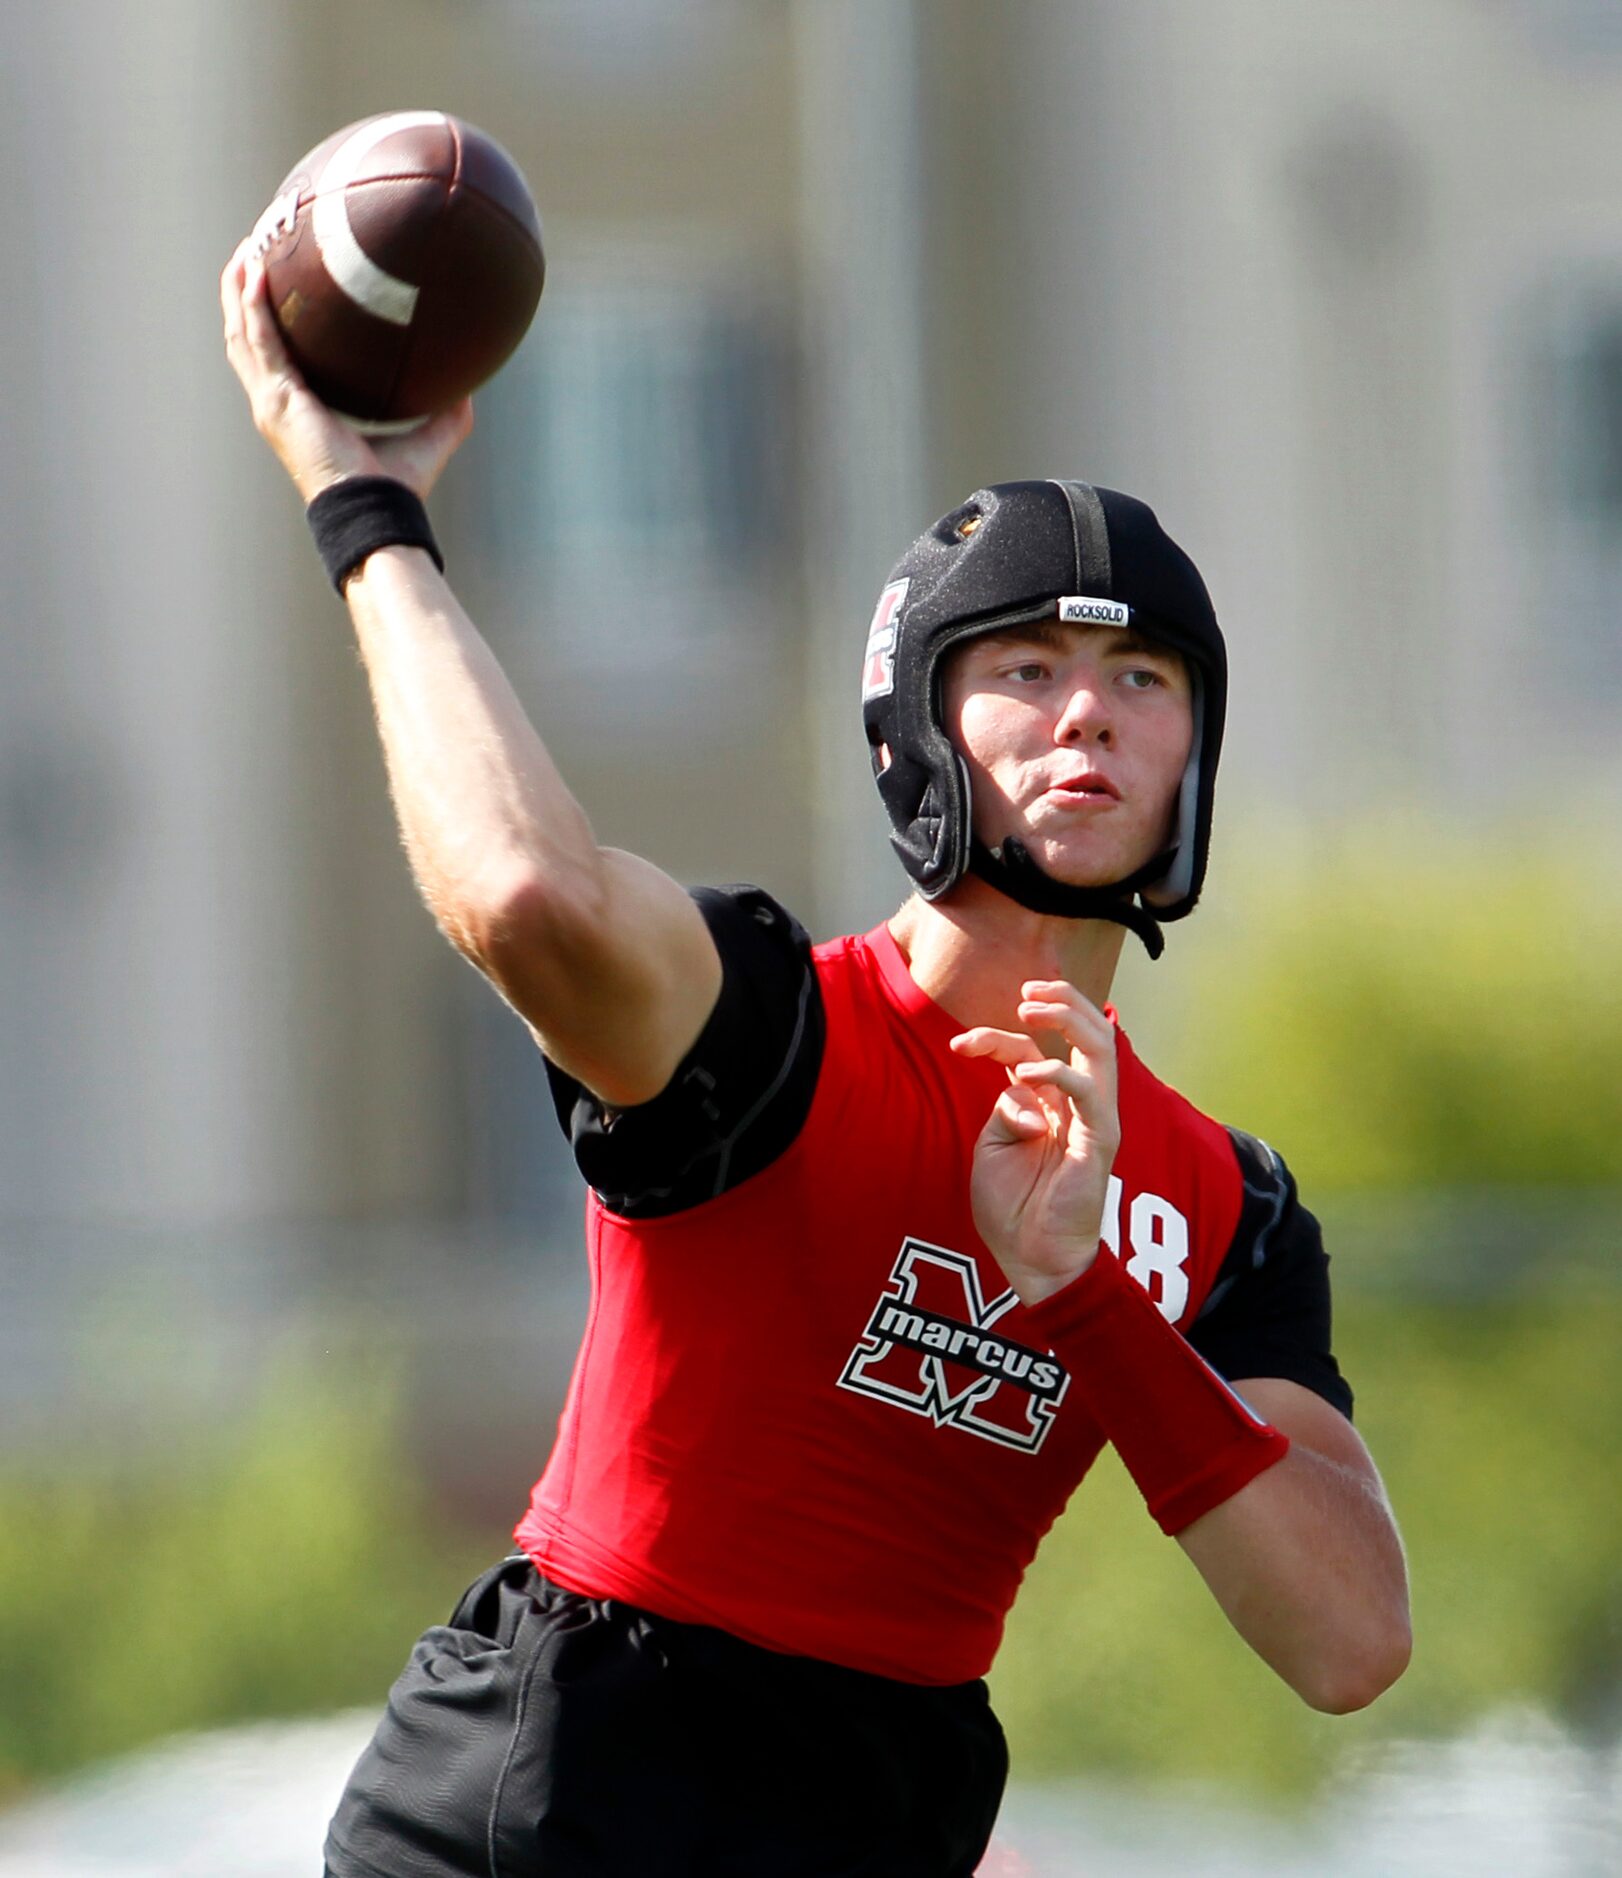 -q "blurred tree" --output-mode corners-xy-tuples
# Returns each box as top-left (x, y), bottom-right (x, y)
(0, 1353), (490, 1794)
(993, 1287), (1622, 1801)
(1139, 823), (1622, 1194)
